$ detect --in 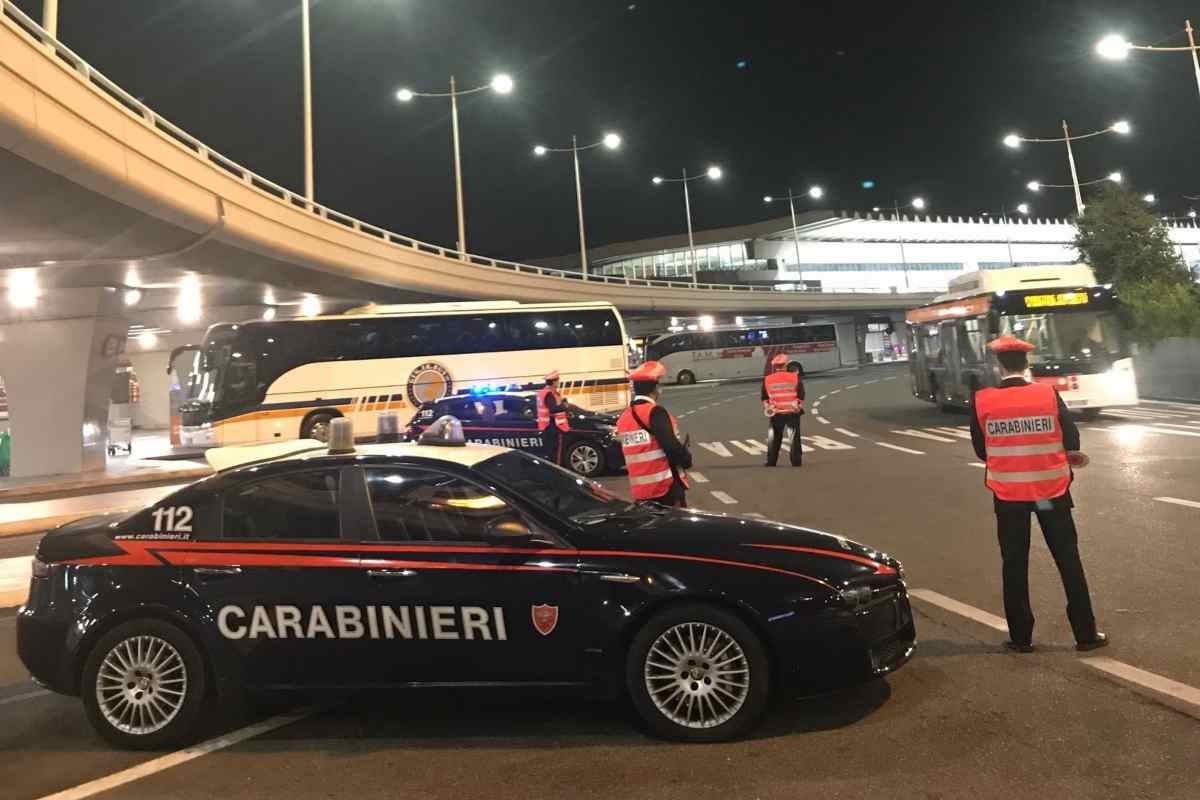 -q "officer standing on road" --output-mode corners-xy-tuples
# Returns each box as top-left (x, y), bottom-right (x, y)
(617, 361), (692, 507)
(970, 336), (1108, 653)
(537, 370), (571, 465)
(762, 354), (804, 467)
